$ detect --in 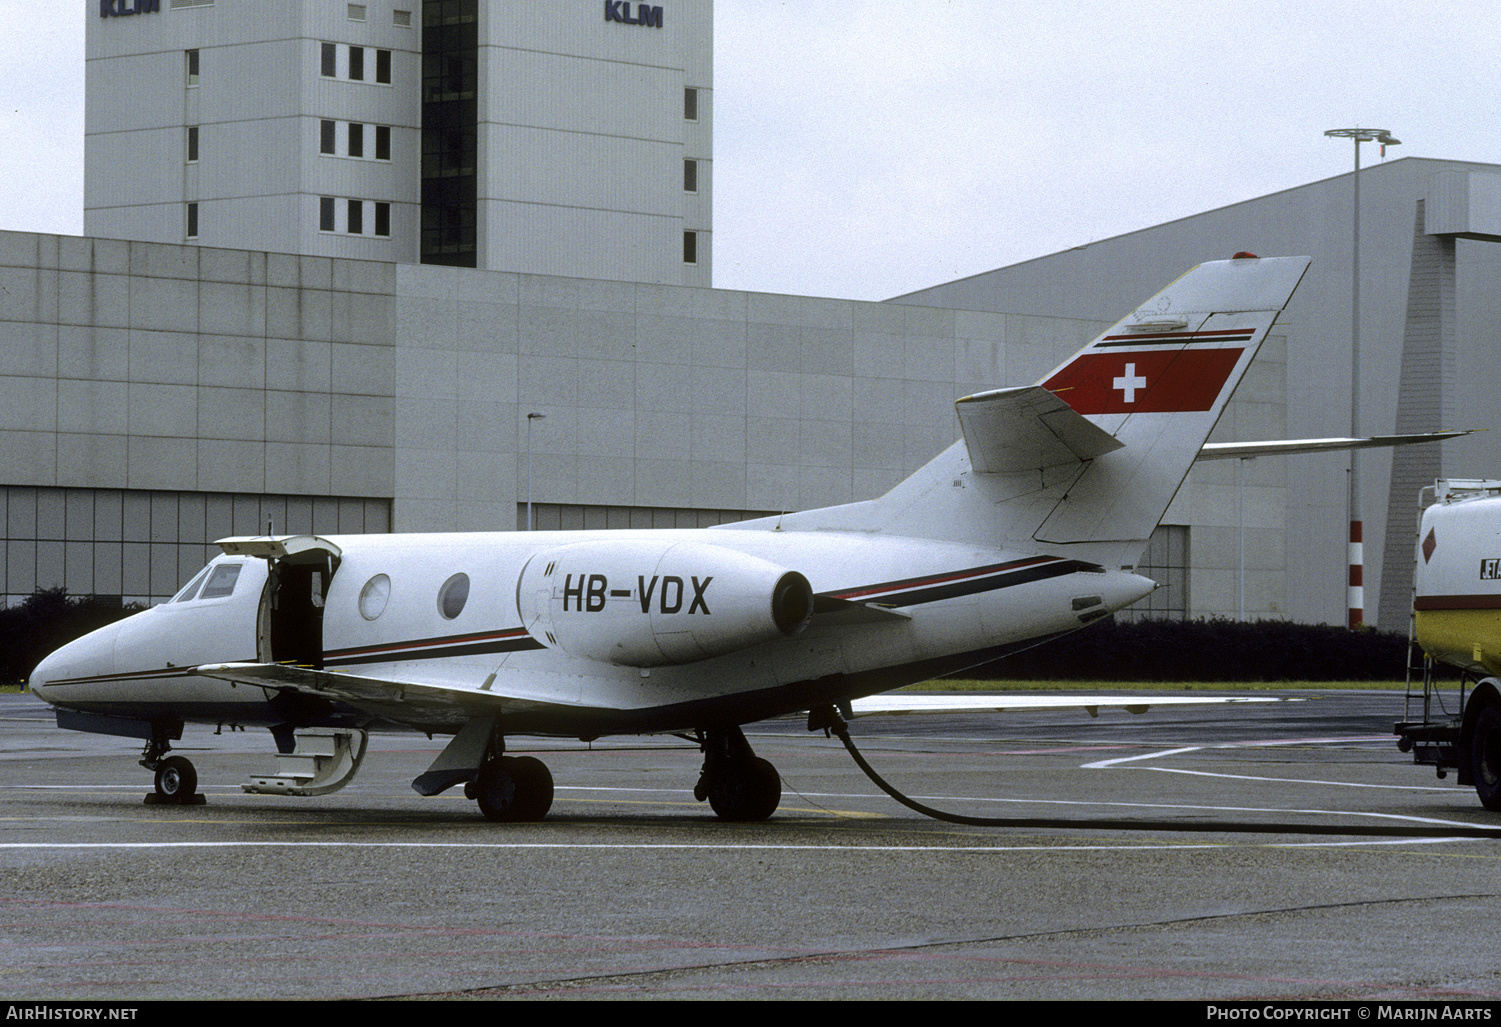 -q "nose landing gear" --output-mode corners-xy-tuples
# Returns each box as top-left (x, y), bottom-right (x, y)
(141, 735), (204, 806)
